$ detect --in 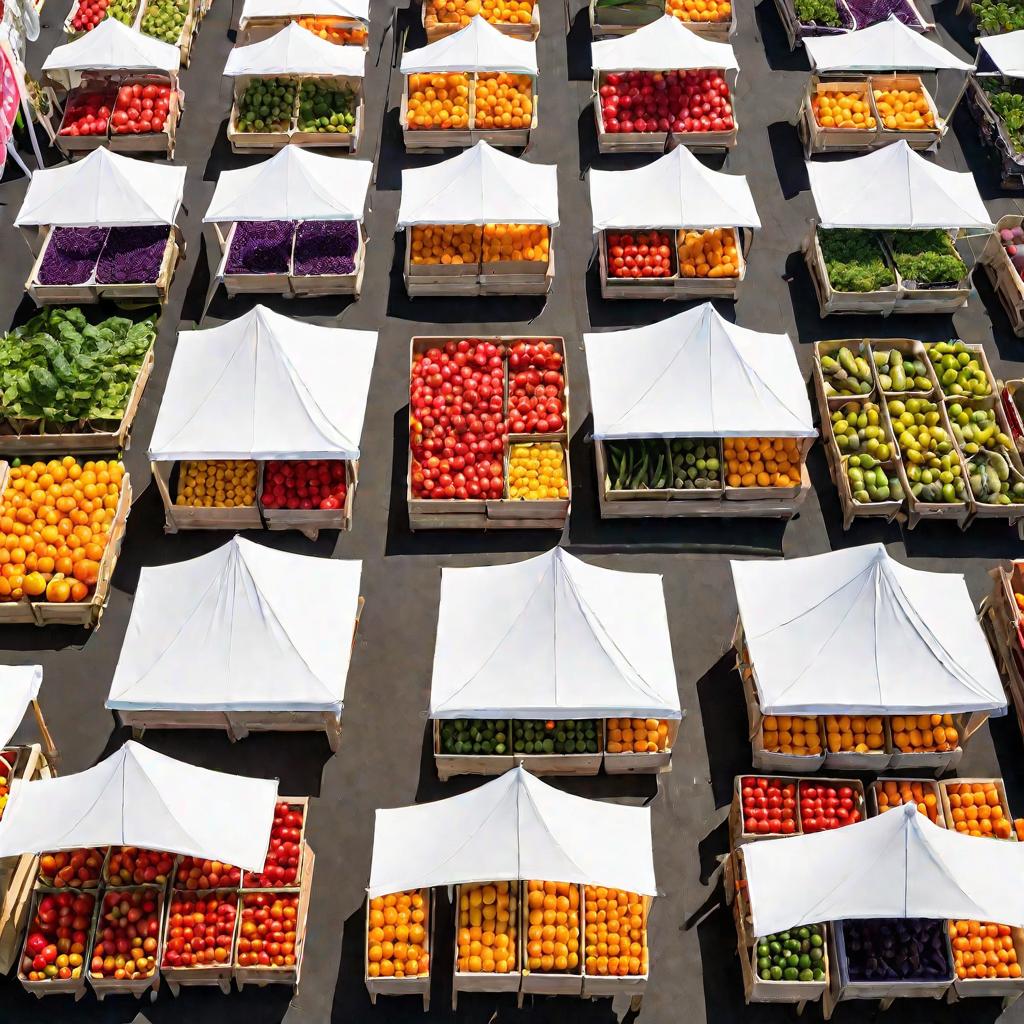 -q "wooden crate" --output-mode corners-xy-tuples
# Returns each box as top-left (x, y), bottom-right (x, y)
(800, 78), (878, 156)
(520, 882), (584, 995)
(151, 459), (263, 533)
(866, 337), (942, 398)
(887, 713), (967, 773)
(511, 722), (602, 776)
(96, 230), (182, 305)
(289, 78), (364, 151)
(804, 225), (900, 317)
(889, 257), (972, 316)
(18, 886), (99, 1000)
(87, 886), (165, 1001)
(24, 225), (101, 306)
(869, 74), (945, 150)
(979, 216), (1024, 338)
(728, 774), (802, 848)
(866, 778), (947, 828)
(588, 0), (734, 40)
(771, 0), (855, 52)
(580, 890), (650, 1001)
(424, 2), (538, 41)
(288, 224), (366, 298)
(603, 716), (678, 774)
(433, 719), (514, 781)
(364, 888), (432, 1010)
(948, 925), (1024, 1002)
(821, 719), (892, 772)
(965, 77), (1024, 191)
(105, 76), (182, 158)
(262, 460), (357, 538)
(451, 882), (523, 1009)
(240, 14), (369, 45)
(939, 777), (1016, 841)
(243, 798), (309, 890)
(161, 888), (240, 996)
(226, 85), (293, 152)
(216, 220), (294, 297)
